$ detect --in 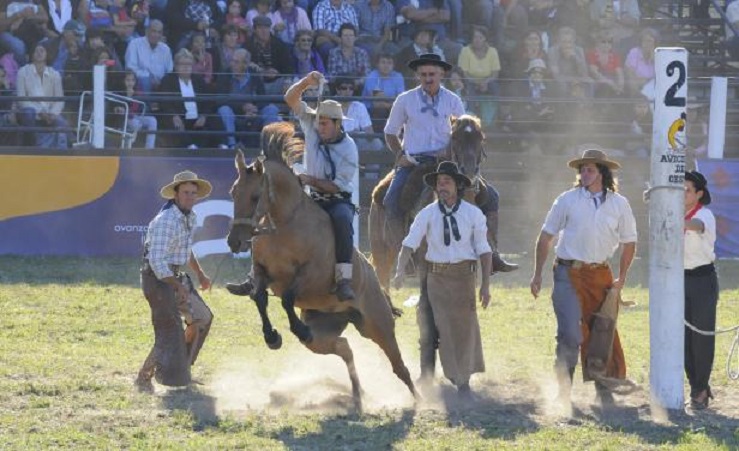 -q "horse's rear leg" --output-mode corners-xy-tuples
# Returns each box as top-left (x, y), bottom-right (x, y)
(251, 268), (281, 349)
(354, 314), (417, 401)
